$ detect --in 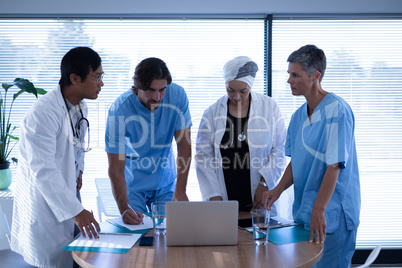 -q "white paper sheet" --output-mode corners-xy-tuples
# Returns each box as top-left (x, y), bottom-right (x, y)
(107, 216), (154, 231)
(69, 233), (142, 249)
